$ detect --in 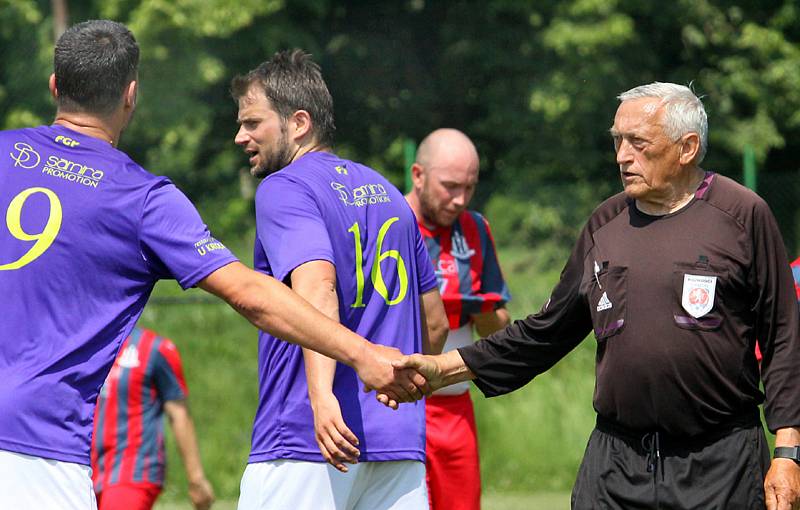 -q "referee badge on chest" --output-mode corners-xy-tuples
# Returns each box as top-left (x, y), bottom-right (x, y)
(681, 274), (717, 318)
